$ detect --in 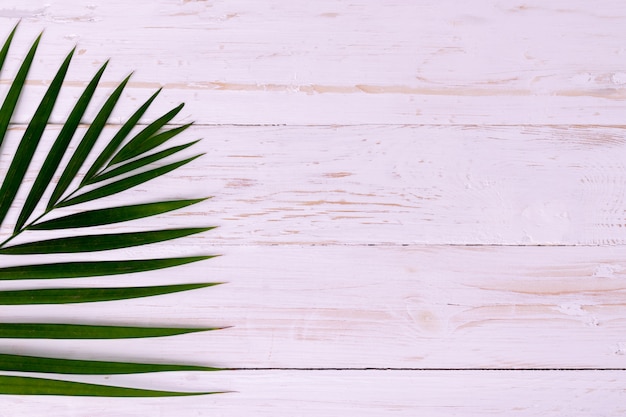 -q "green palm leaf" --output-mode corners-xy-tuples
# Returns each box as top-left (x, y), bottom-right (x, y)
(0, 323), (219, 339)
(0, 26), (224, 396)
(110, 122), (193, 165)
(0, 375), (220, 396)
(47, 74), (132, 209)
(0, 31), (39, 150)
(56, 155), (202, 208)
(85, 140), (201, 185)
(0, 41), (70, 228)
(0, 23), (17, 74)
(81, 88), (163, 184)
(0, 256), (215, 280)
(30, 199), (208, 230)
(15, 61), (109, 232)
(0, 228), (213, 255)
(108, 103), (185, 166)
(0, 283), (220, 305)
(0, 353), (220, 374)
